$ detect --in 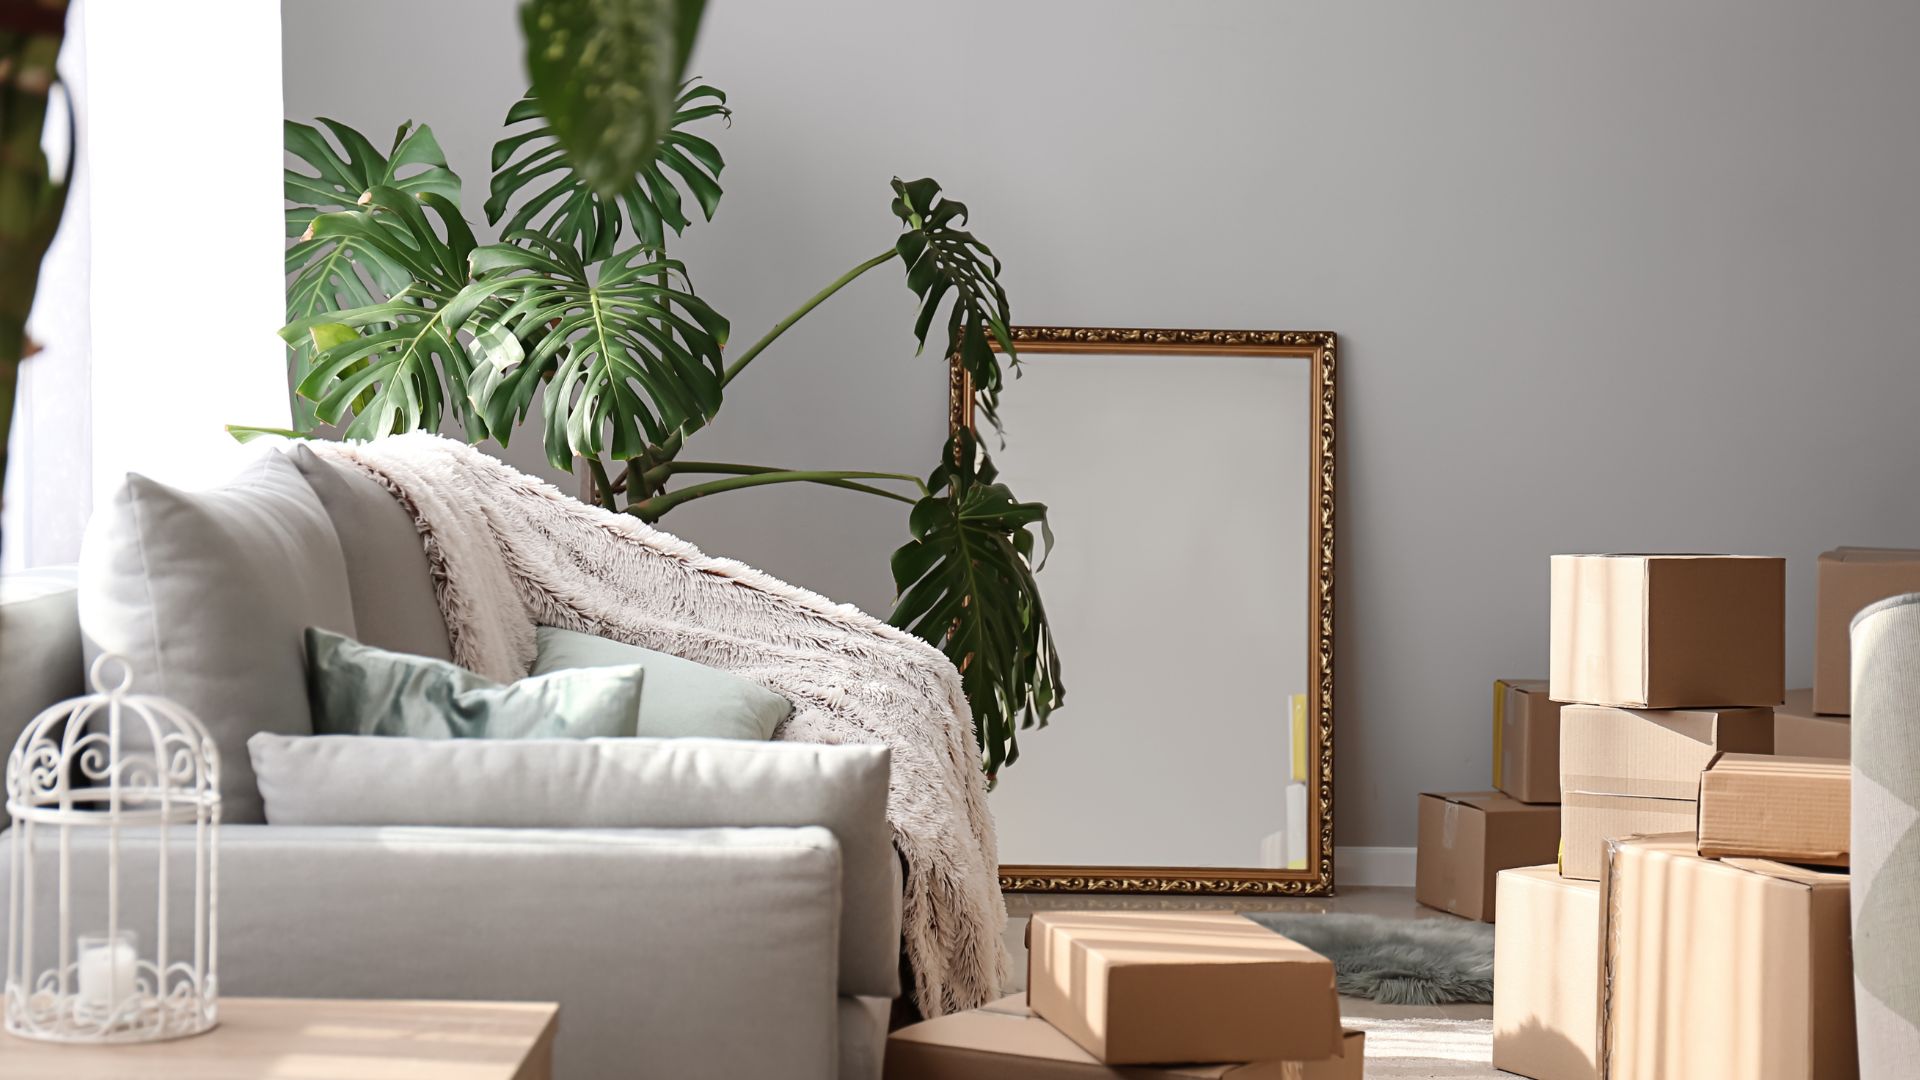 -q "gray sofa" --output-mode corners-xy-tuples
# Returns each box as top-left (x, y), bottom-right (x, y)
(0, 448), (903, 1079)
